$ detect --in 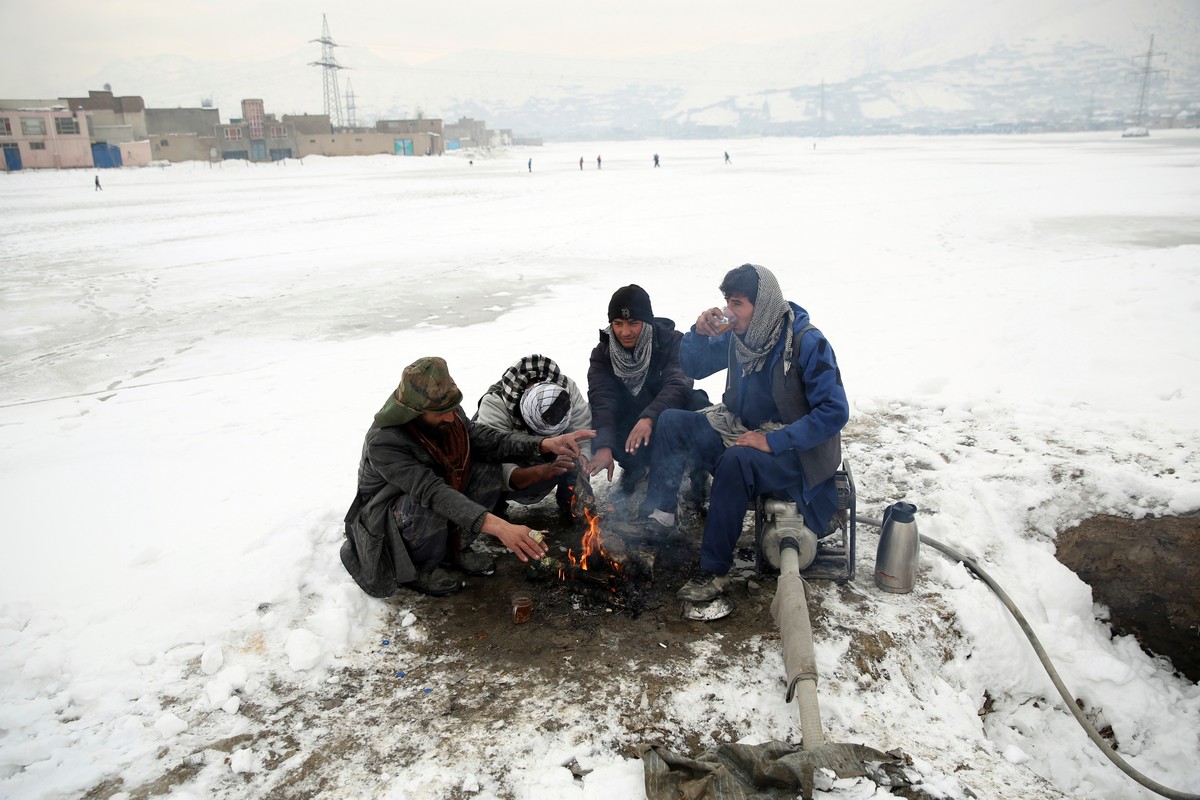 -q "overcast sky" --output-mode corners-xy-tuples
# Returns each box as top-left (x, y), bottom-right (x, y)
(2, 0), (916, 95)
